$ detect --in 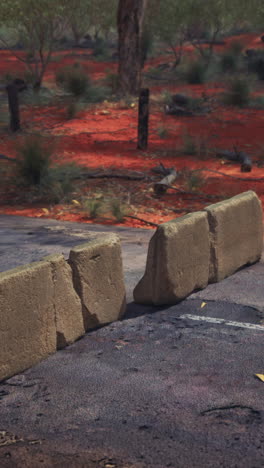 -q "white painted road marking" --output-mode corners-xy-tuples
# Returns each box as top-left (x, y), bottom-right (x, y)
(180, 314), (264, 331)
